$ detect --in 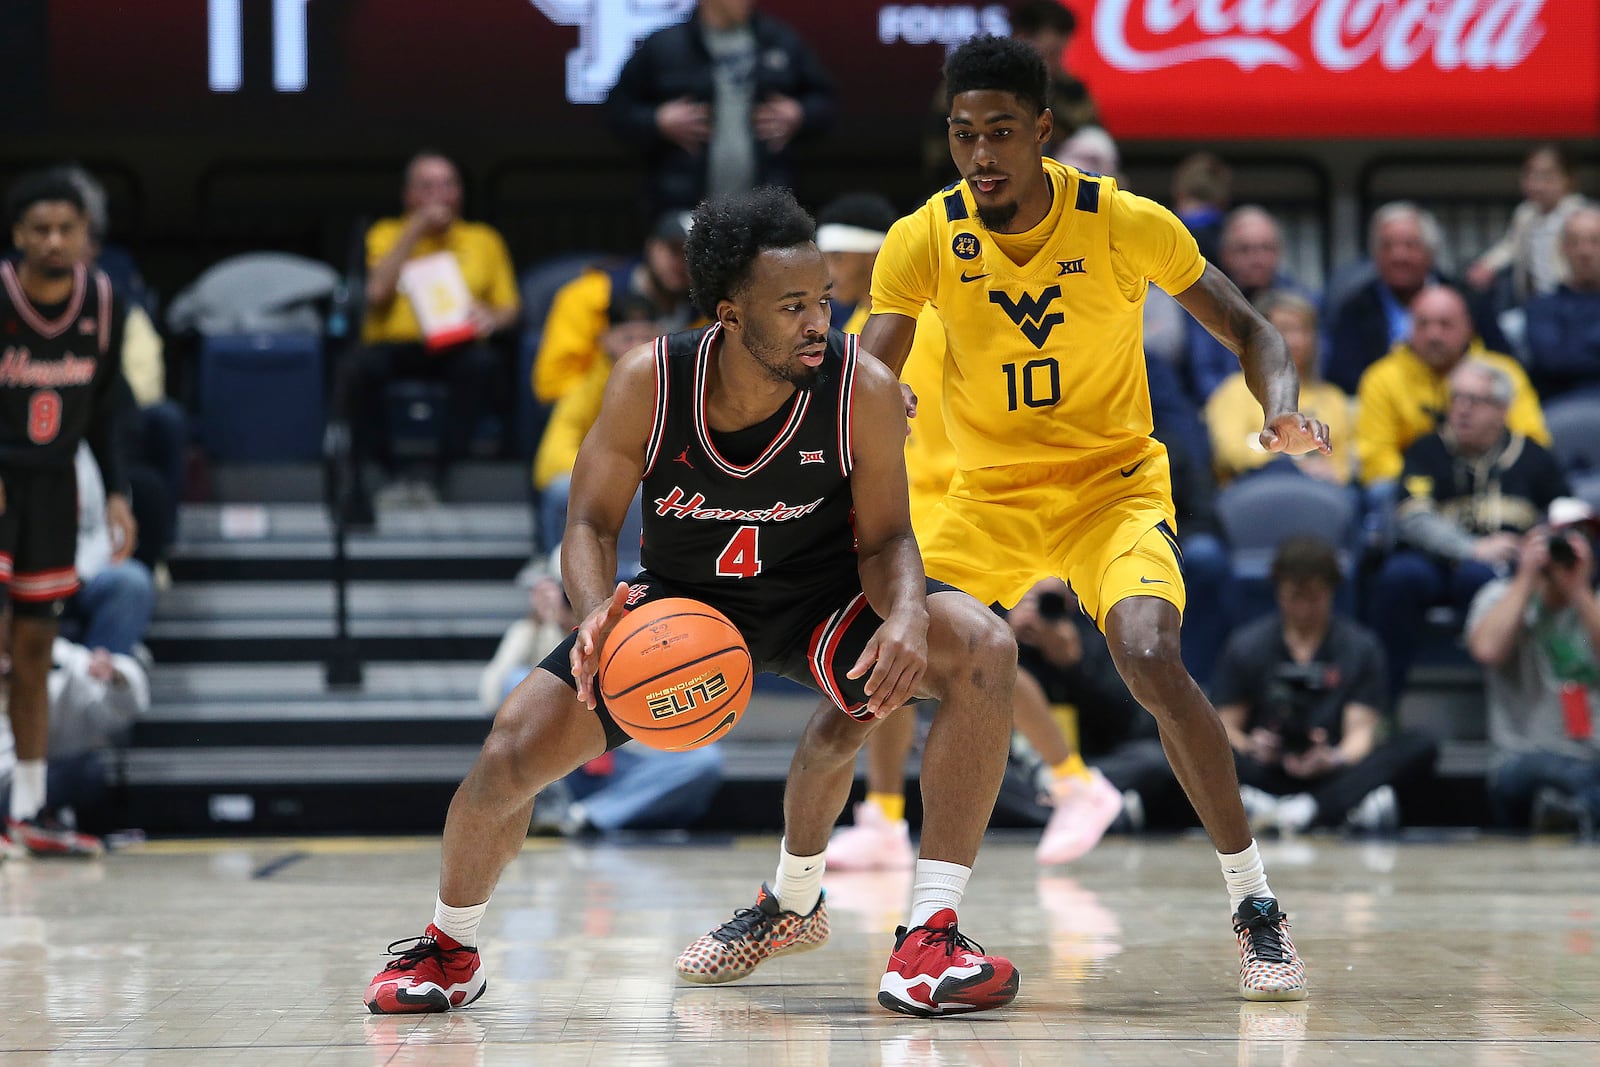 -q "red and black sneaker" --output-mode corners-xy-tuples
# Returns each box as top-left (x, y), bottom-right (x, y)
(7, 815), (104, 858)
(877, 909), (1020, 1017)
(364, 924), (486, 1014)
